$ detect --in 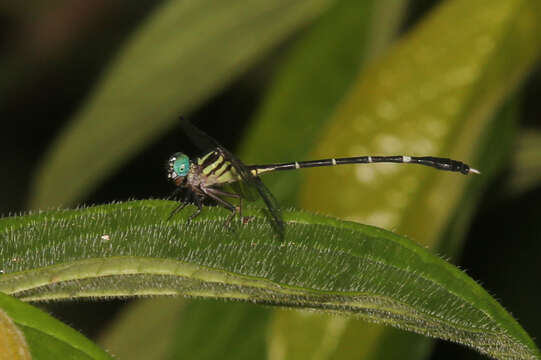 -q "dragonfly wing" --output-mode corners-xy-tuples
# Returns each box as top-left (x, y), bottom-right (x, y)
(179, 117), (285, 238)
(220, 146), (284, 238)
(229, 181), (258, 202)
(179, 117), (222, 152)
(180, 118), (256, 199)
(251, 176), (285, 238)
